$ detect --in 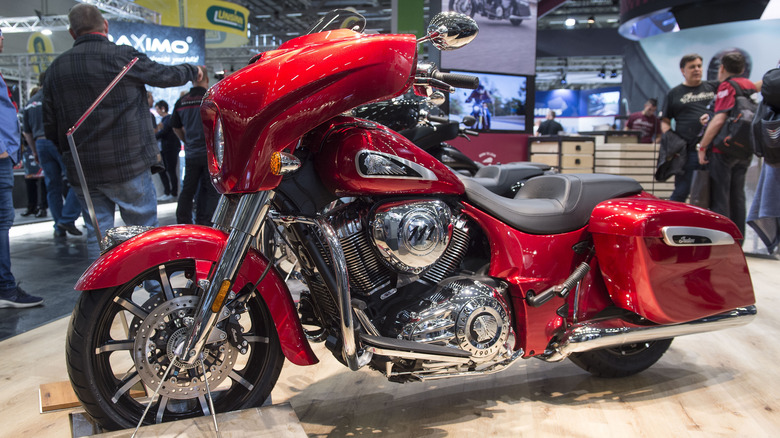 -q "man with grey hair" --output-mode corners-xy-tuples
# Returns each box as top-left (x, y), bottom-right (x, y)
(661, 53), (718, 202)
(43, 3), (203, 258)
